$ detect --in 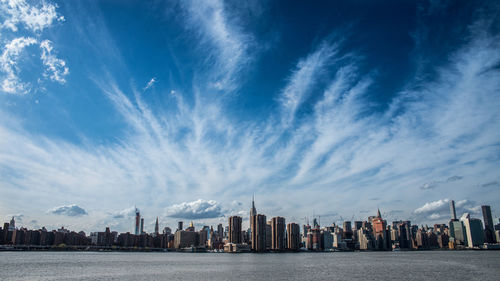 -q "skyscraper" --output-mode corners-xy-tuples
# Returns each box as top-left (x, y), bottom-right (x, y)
(372, 209), (389, 250)
(229, 216), (242, 244)
(450, 200), (457, 220)
(140, 218), (144, 234)
(463, 214), (485, 247)
(135, 208), (140, 235)
(217, 223), (224, 240)
(251, 214), (267, 252)
(271, 217), (286, 251)
(177, 221), (183, 232)
(287, 223), (301, 251)
(482, 205), (496, 243)
(154, 217), (159, 236)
